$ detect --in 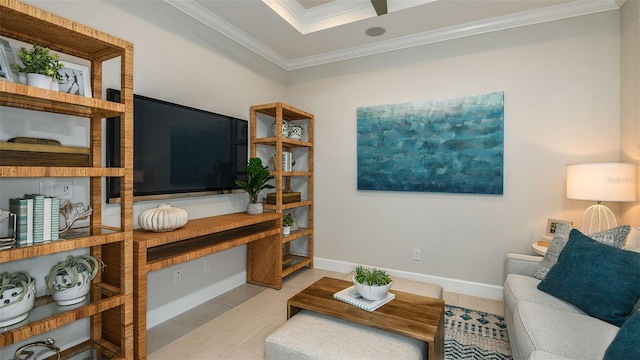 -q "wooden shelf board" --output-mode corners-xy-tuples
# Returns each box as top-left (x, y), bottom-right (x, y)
(282, 256), (312, 277)
(0, 227), (125, 263)
(0, 0), (129, 61)
(146, 226), (281, 271)
(263, 200), (313, 211)
(43, 339), (121, 360)
(0, 292), (126, 346)
(250, 102), (313, 120)
(0, 166), (125, 177)
(282, 228), (312, 244)
(253, 137), (312, 148)
(0, 82), (125, 118)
